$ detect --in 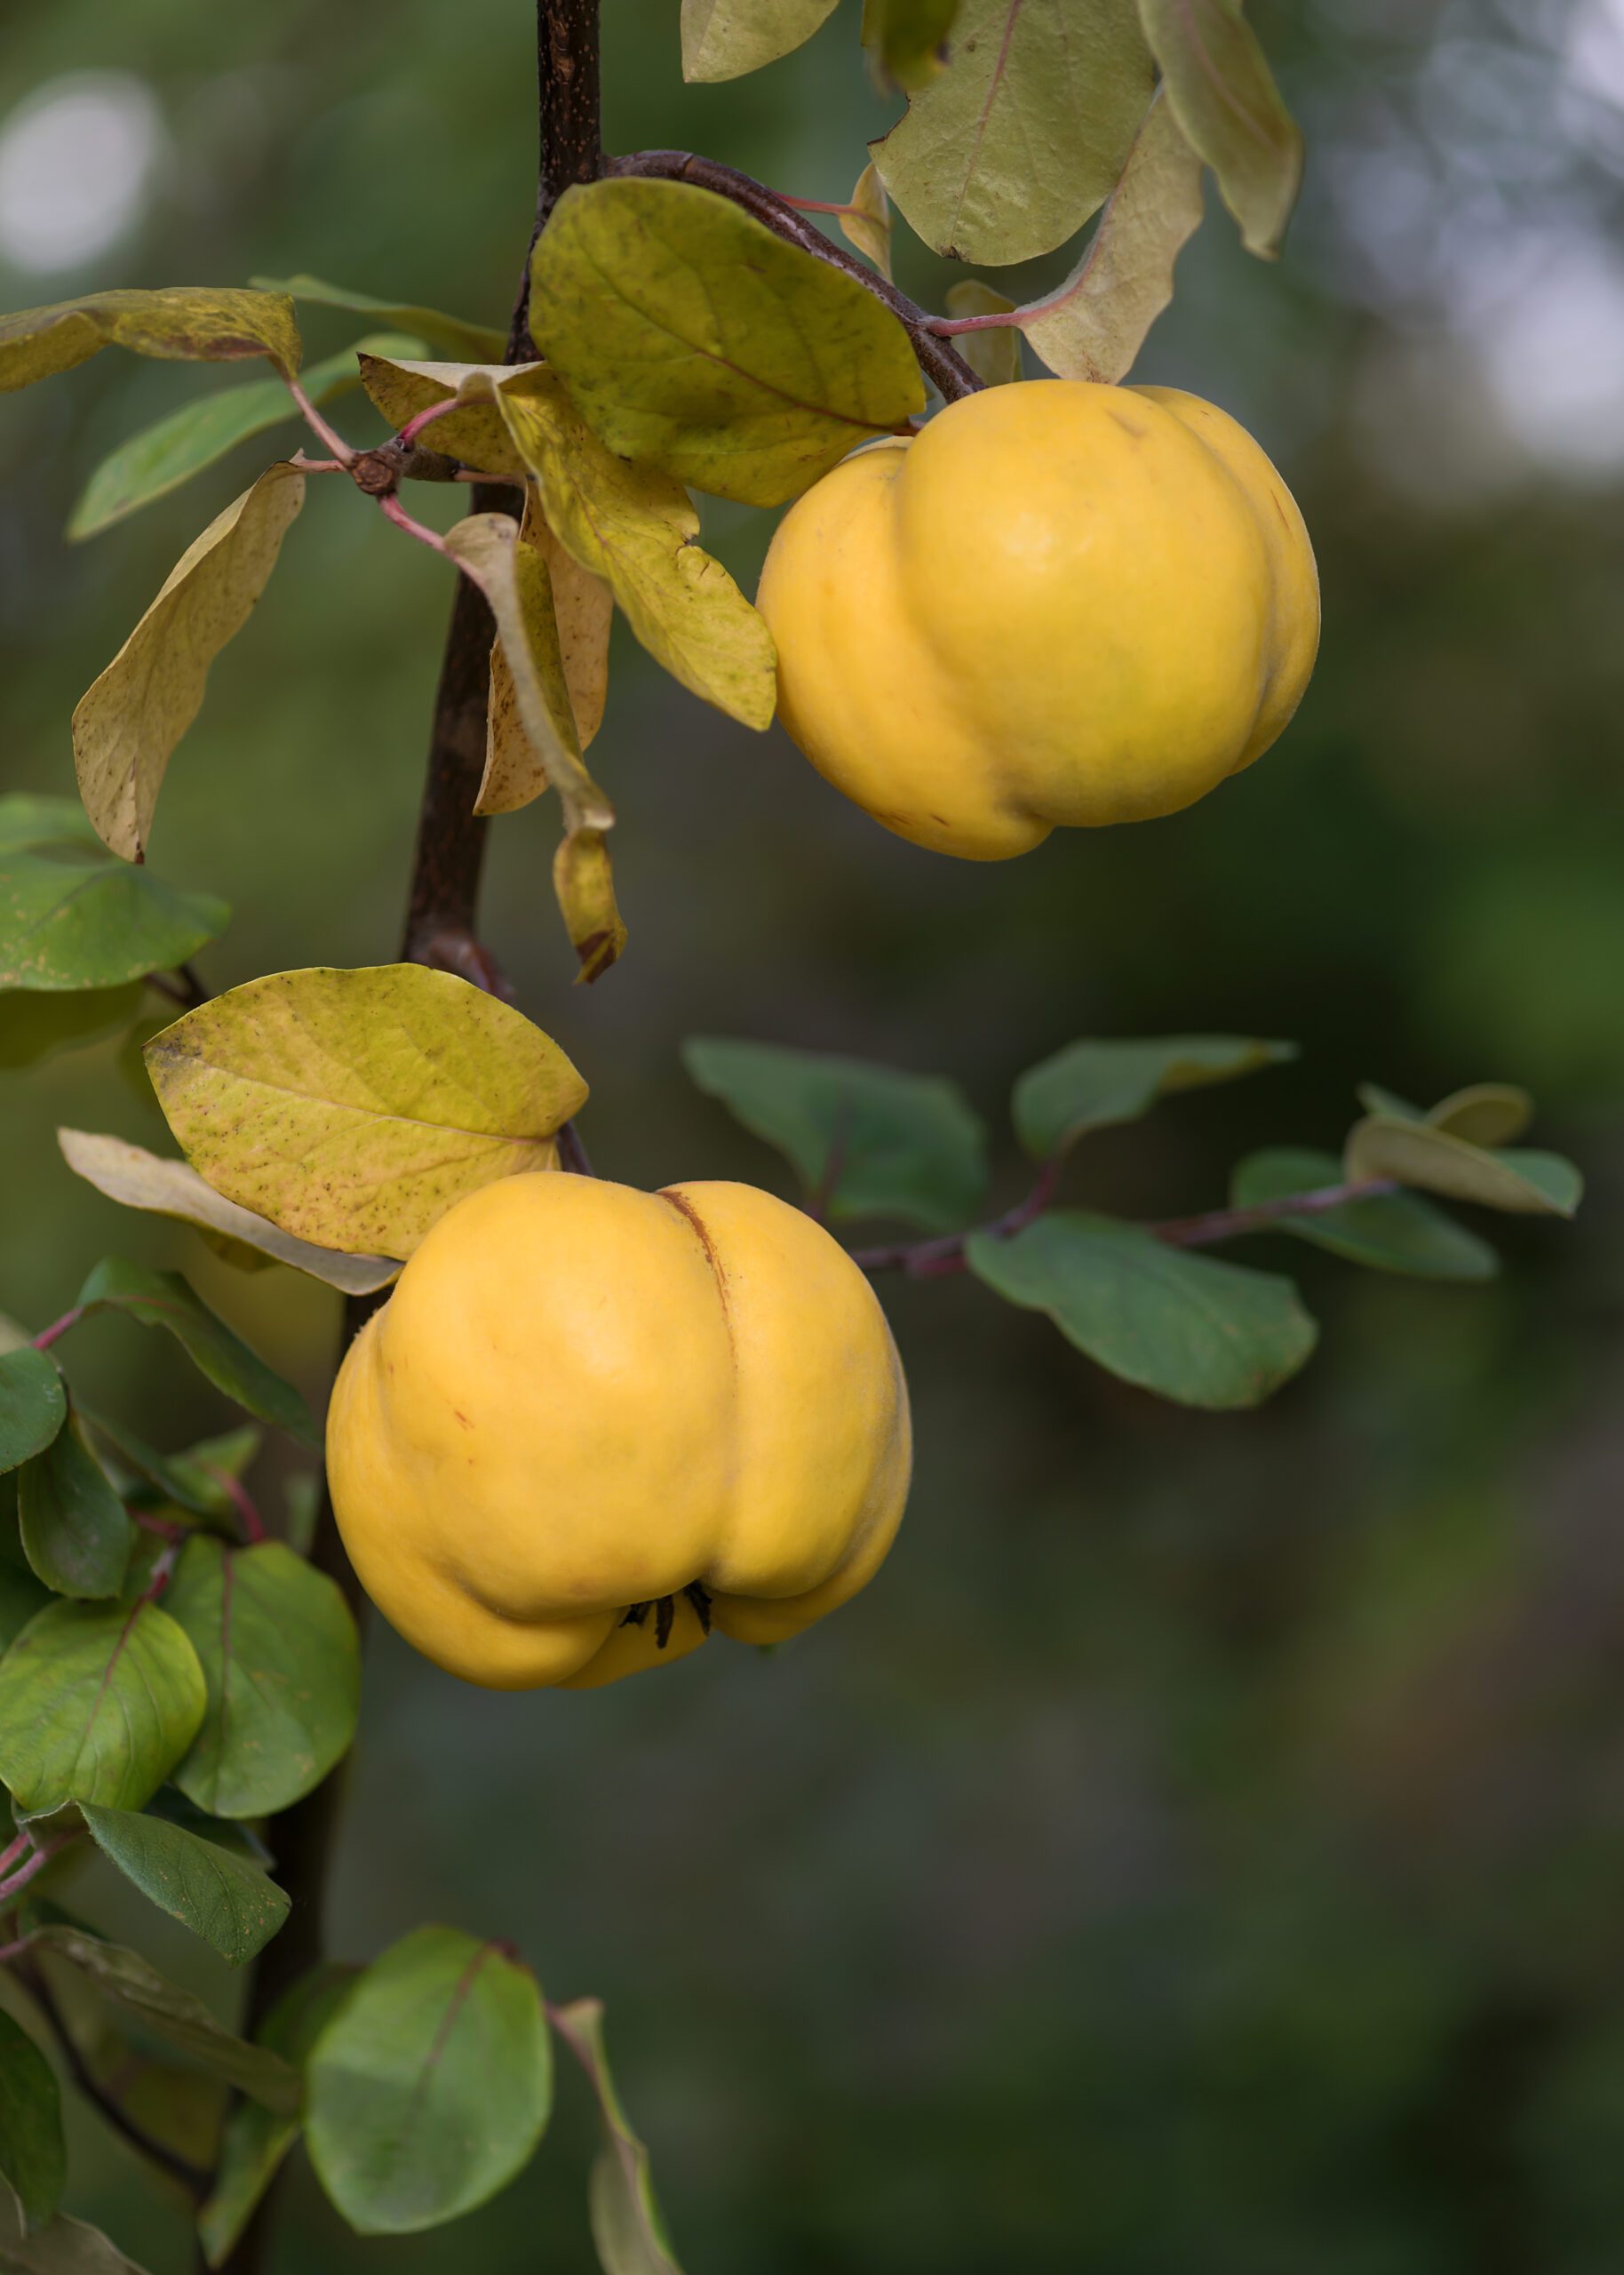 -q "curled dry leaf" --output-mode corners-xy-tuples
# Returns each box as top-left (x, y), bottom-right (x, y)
(0, 285), (302, 393)
(1019, 90), (1206, 382)
(72, 463), (306, 862)
(553, 829), (628, 986)
(465, 491), (601, 818)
